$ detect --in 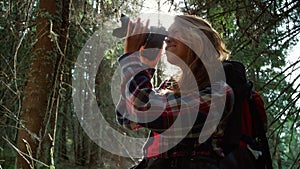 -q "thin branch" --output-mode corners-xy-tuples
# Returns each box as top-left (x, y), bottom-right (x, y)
(2, 137), (49, 168)
(80, 0), (87, 24)
(258, 59), (300, 91)
(291, 147), (300, 169)
(266, 72), (300, 110)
